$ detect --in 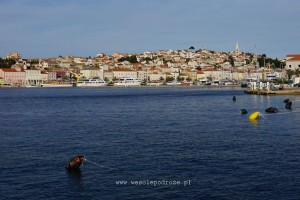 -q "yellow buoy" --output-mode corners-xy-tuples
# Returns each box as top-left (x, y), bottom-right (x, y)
(248, 112), (260, 120)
